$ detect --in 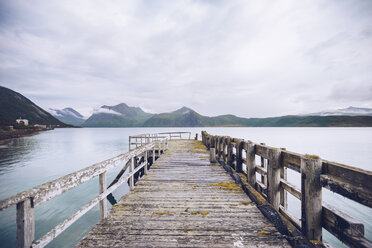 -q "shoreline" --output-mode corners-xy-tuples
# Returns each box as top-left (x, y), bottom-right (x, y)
(0, 128), (51, 142)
